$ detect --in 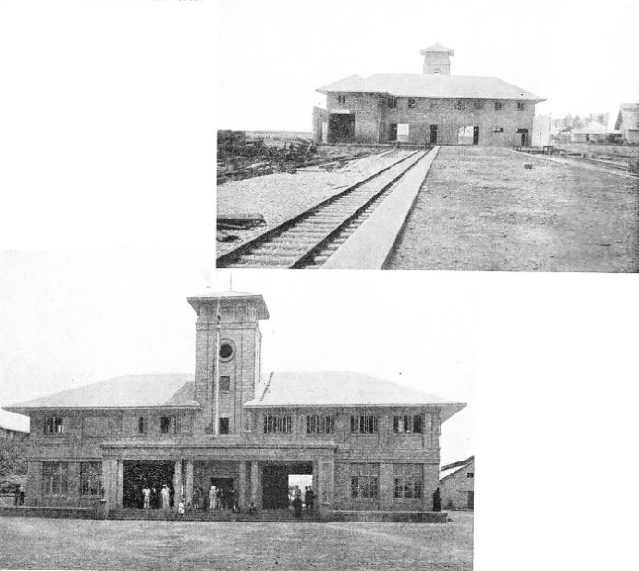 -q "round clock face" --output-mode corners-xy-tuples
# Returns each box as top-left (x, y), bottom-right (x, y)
(219, 342), (234, 360)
